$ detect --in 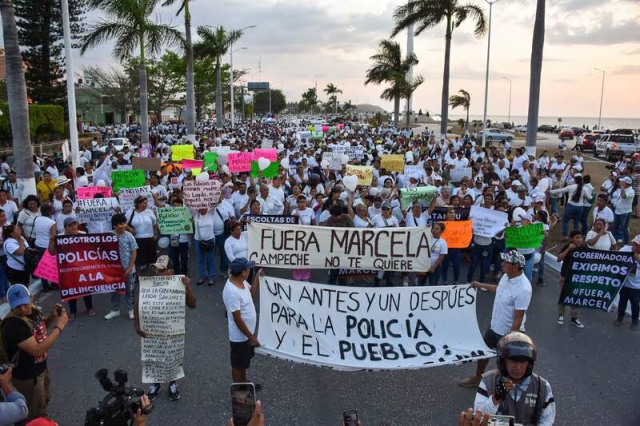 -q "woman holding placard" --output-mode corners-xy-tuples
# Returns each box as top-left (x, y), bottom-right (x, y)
(126, 196), (159, 278)
(291, 195), (315, 281)
(348, 193), (372, 229)
(440, 208), (462, 285)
